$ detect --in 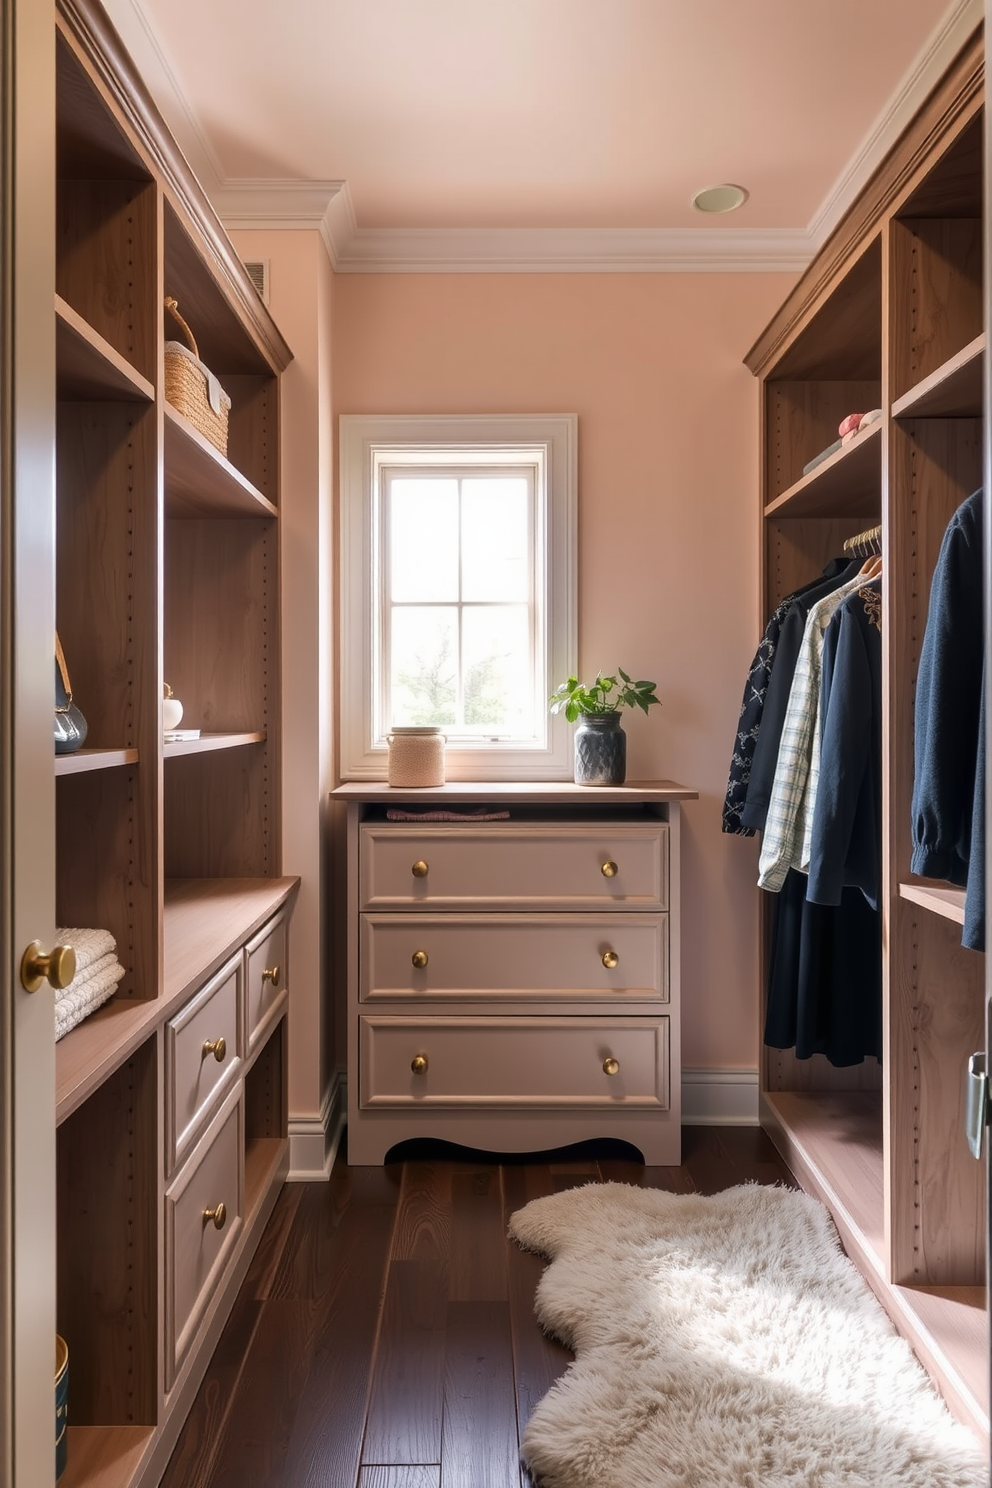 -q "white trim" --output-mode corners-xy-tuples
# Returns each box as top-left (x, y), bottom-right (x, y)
(287, 1072), (345, 1181)
(681, 1068), (759, 1126)
(106, 0), (981, 274)
(339, 414), (577, 782)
